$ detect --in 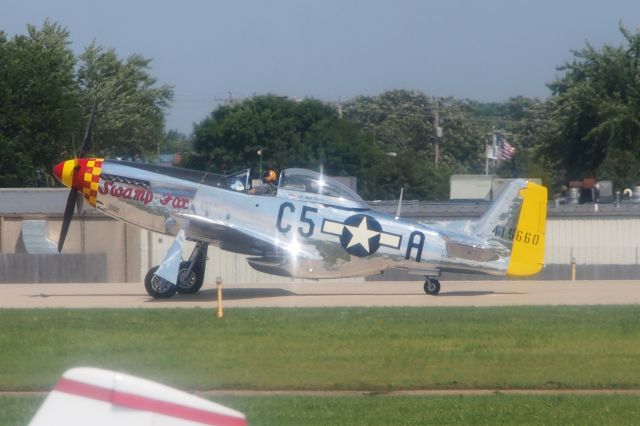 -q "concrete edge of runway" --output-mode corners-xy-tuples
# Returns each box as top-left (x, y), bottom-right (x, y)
(4, 388), (640, 397)
(0, 280), (639, 308)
